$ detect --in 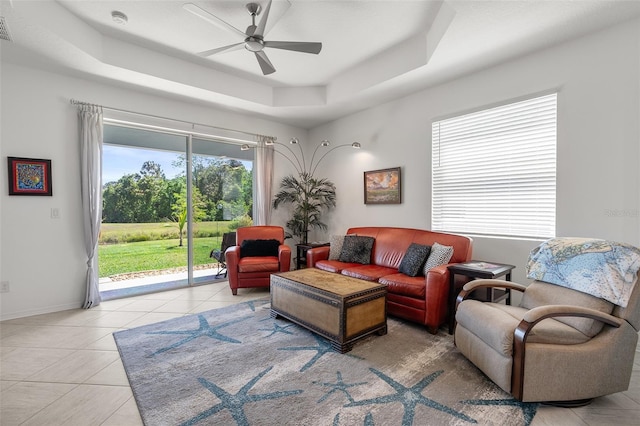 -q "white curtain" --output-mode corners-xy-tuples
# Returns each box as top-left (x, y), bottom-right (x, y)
(79, 104), (104, 309)
(254, 136), (274, 225)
